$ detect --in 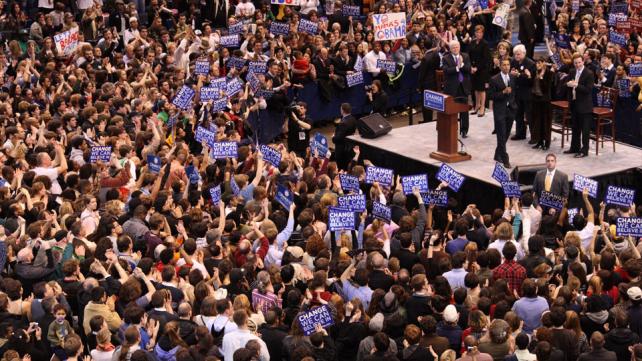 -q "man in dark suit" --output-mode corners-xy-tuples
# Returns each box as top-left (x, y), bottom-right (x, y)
(510, 45), (536, 142)
(332, 103), (357, 170)
(598, 53), (616, 87)
(532, 153), (569, 203)
(488, 59), (517, 169)
(518, 0), (537, 58)
(442, 40), (472, 137)
(563, 54), (594, 158)
(418, 45), (441, 123)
